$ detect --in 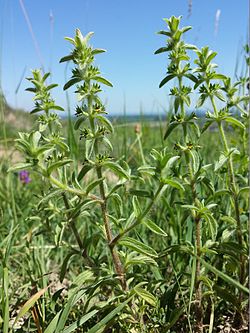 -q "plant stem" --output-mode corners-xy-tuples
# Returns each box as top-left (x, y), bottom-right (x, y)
(48, 174), (101, 202)
(88, 99), (127, 290)
(110, 183), (164, 246)
(210, 96), (245, 301)
(194, 215), (203, 333)
(189, 160), (203, 333)
(62, 193), (94, 267)
(179, 74), (203, 331)
(136, 132), (146, 165)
